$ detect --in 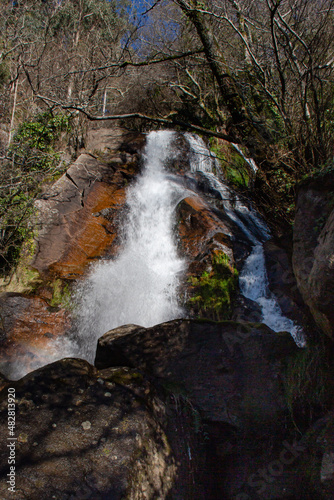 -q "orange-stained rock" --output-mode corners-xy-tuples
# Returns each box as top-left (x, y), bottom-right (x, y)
(177, 196), (233, 276)
(33, 149), (141, 279)
(176, 195), (237, 320)
(0, 294), (71, 380)
(48, 184), (127, 278)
